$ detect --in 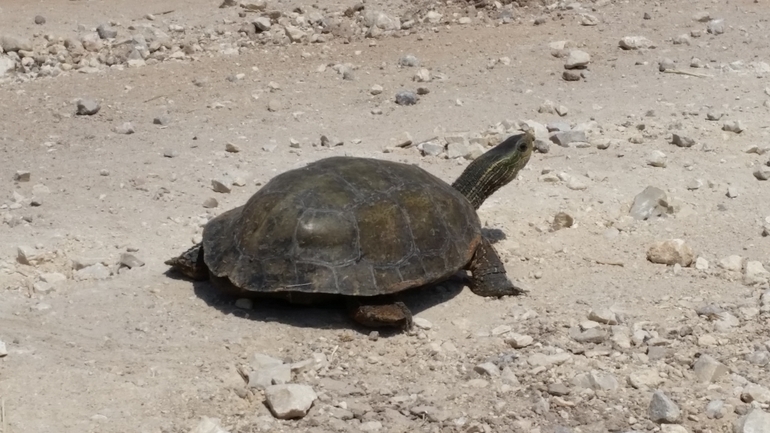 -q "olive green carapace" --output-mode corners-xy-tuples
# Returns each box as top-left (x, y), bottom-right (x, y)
(166, 132), (535, 330)
(203, 156), (482, 297)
